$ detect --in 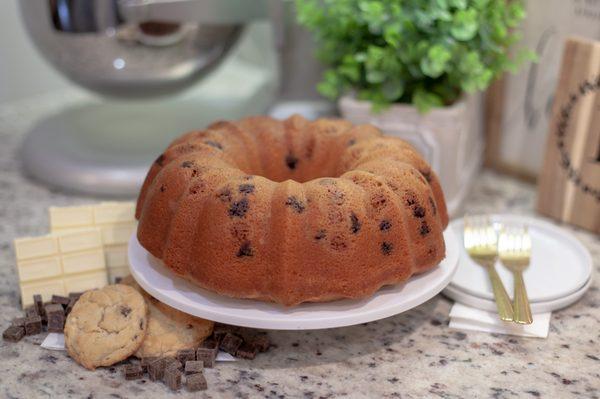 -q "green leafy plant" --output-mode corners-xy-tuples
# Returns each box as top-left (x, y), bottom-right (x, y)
(296, 0), (534, 113)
